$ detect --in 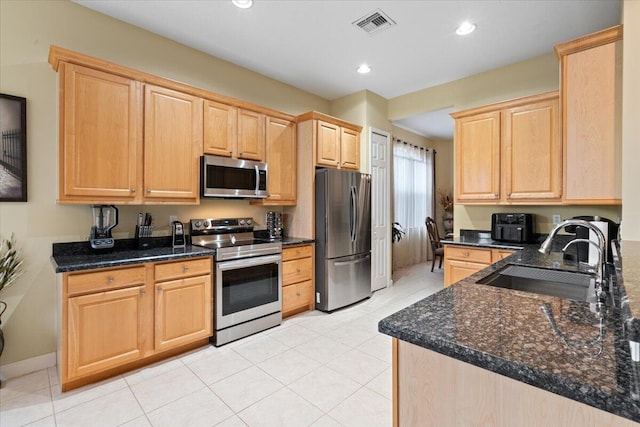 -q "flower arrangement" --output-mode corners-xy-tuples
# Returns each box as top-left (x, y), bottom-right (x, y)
(0, 234), (23, 294)
(437, 189), (453, 212)
(392, 222), (405, 243)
